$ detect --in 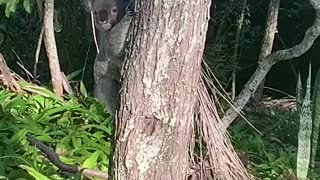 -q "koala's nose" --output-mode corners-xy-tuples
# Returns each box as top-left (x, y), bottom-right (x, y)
(99, 10), (108, 22)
